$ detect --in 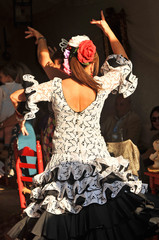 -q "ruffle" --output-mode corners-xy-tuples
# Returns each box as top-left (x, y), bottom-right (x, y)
(22, 74), (40, 120)
(100, 54), (138, 98)
(22, 157), (147, 218)
(7, 190), (159, 240)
